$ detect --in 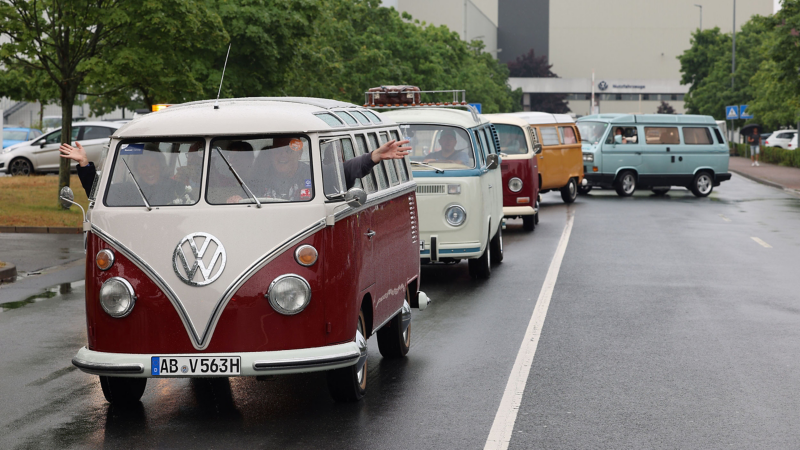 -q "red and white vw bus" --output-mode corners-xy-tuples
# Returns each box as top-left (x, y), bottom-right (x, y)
(483, 114), (542, 231)
(68, 97), (427, 403)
